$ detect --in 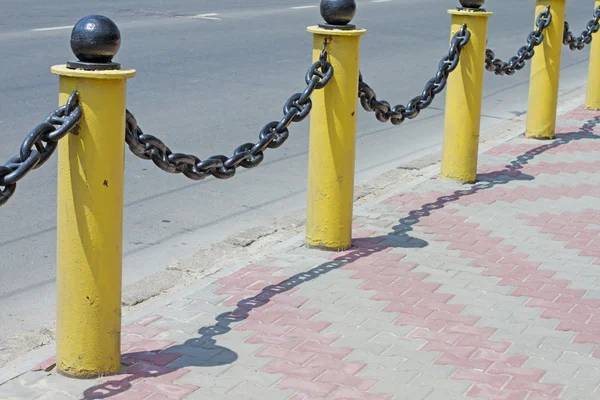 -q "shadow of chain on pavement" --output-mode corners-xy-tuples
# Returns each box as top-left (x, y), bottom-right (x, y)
(83, 116), (600, 399)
